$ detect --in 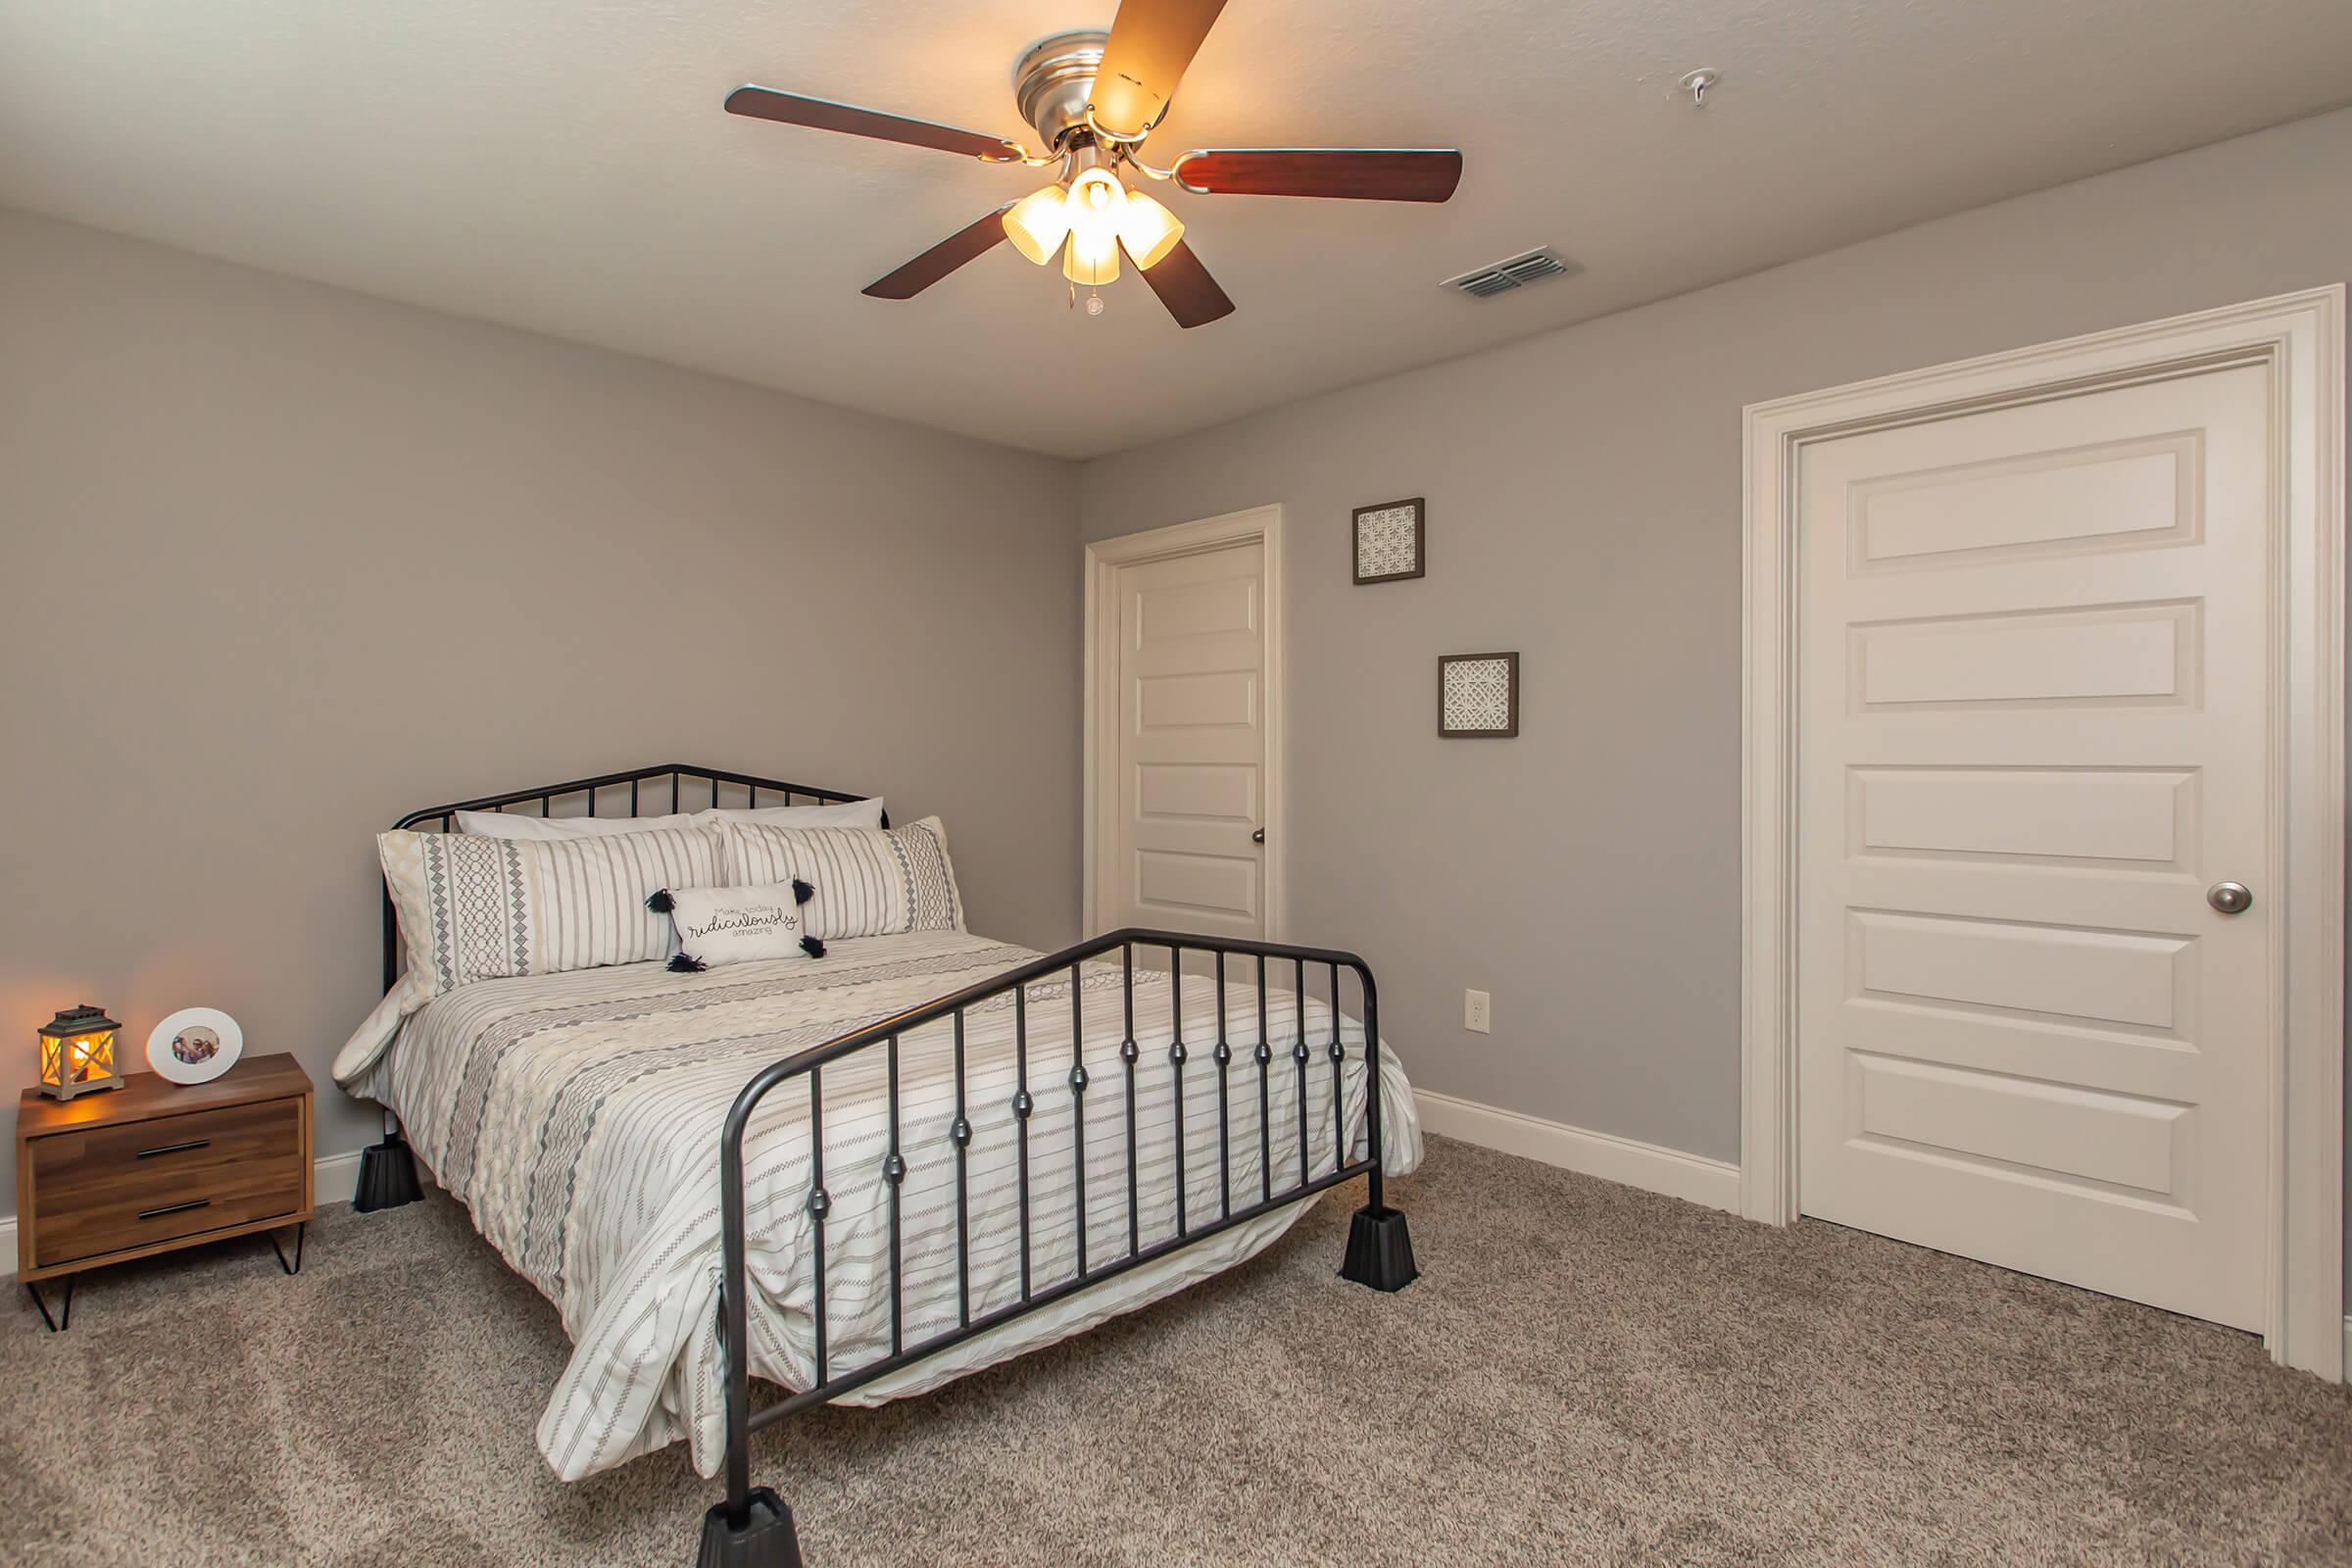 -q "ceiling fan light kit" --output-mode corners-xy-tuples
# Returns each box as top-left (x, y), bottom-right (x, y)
(722, 2), (1463, 327)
